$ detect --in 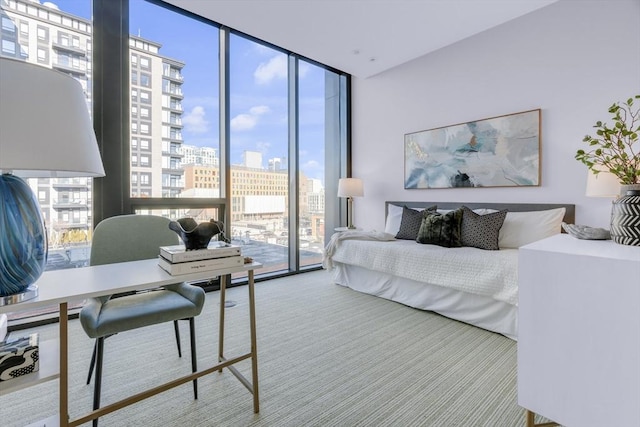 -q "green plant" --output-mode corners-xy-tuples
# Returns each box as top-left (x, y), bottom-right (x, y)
(575, 95), (640, 185)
